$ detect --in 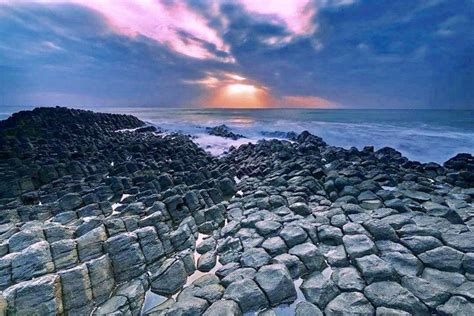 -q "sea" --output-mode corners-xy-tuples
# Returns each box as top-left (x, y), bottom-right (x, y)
(1, 107), (473, 164)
